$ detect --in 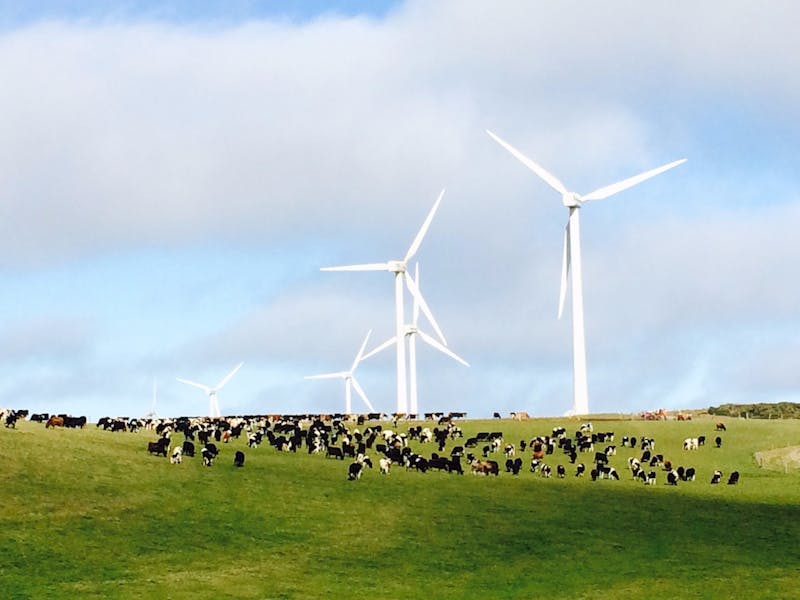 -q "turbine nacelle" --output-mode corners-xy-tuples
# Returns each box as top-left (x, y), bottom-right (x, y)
(387, 260), (406, 273)
(562, 192), (582, 208)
